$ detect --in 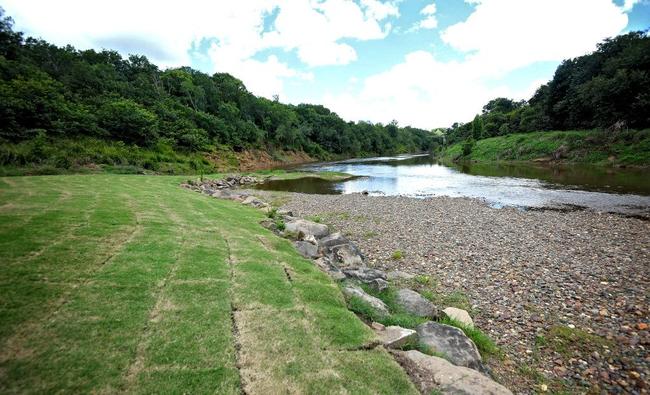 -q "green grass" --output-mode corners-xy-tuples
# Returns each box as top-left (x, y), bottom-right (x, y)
(538, 325), (612, 358)
(391, 250), (404, 260)
(443, 129), (650, 166)
(0, 174), (417, 394)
